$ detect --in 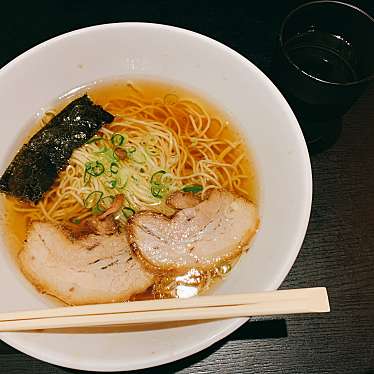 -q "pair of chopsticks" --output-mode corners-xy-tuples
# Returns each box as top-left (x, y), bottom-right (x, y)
(0, 287), (329, 332)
